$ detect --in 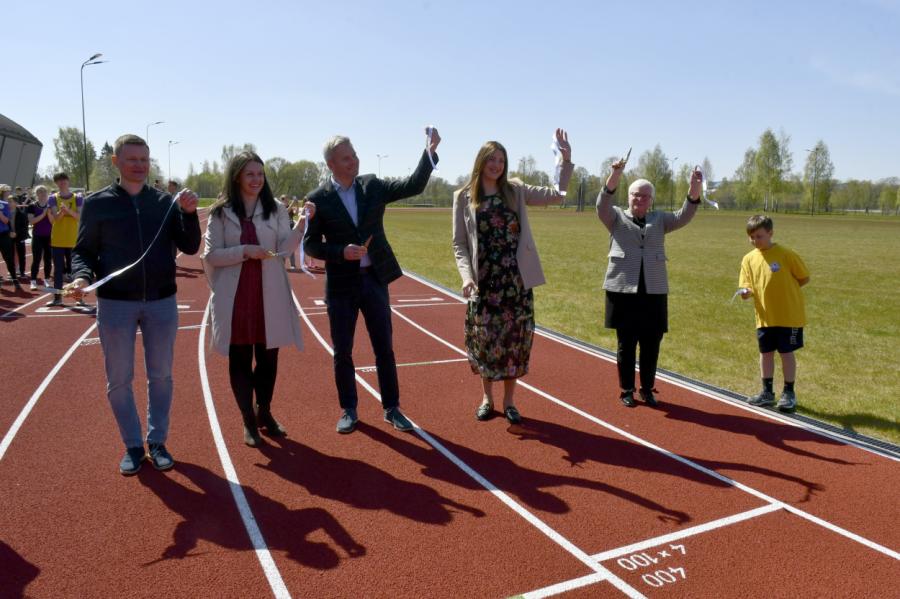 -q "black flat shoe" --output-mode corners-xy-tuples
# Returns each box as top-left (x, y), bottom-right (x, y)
(476, 403), (494, 421)
(620, 390), (637, 408)
(639, 388), (659, 407)
(504, 406), (522, 424)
